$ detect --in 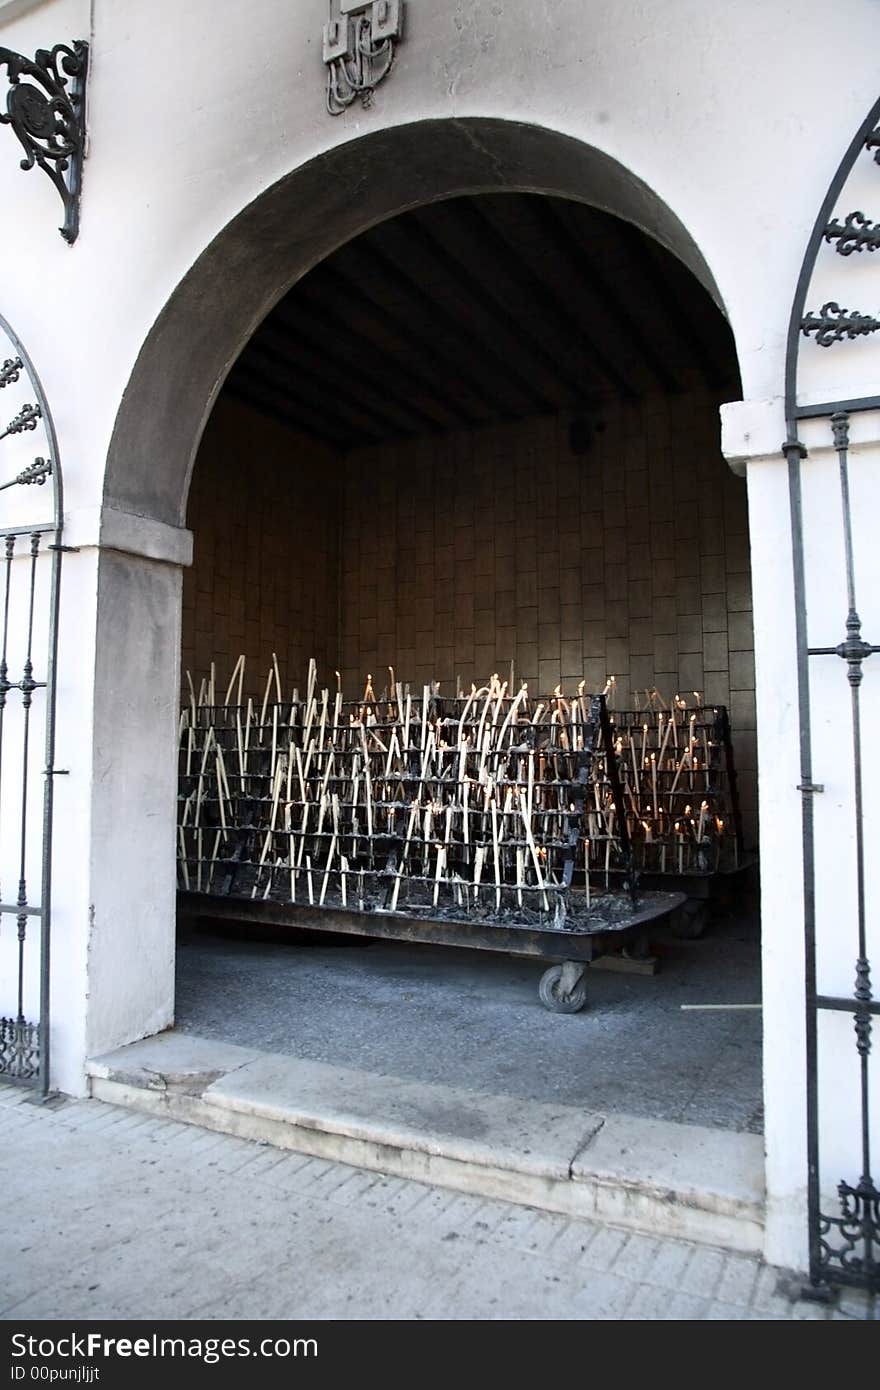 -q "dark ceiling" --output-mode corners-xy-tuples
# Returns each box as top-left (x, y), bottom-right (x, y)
(224, 193), (740, 451)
